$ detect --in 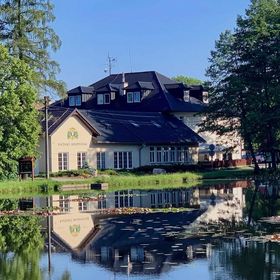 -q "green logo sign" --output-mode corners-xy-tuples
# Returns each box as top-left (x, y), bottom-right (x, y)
(69, 224), (81, 236)
(67, 128), (78, 140)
